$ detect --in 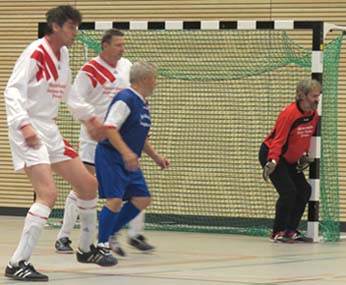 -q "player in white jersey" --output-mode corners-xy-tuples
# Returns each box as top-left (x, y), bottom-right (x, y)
(55, 29), (155, 257)
(4, 6), (117, 282)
